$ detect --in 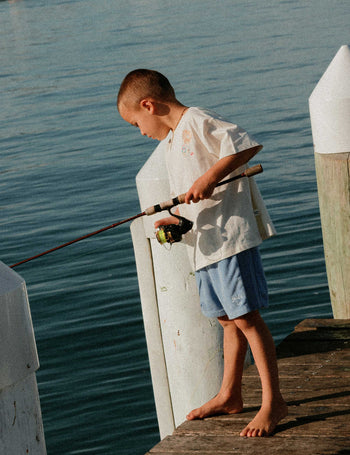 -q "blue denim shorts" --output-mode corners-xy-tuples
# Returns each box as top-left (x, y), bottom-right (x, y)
(195, 247), (268, 320)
